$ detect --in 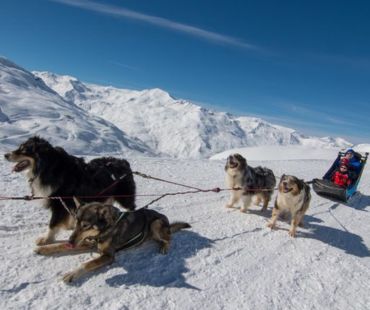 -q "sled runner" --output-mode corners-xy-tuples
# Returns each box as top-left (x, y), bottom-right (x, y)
(312, 150), (368, 202)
